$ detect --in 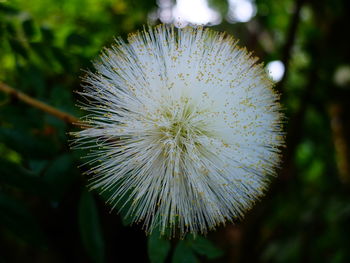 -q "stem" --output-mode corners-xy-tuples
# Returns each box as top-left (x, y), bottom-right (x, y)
(0, 82), (85, 128)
